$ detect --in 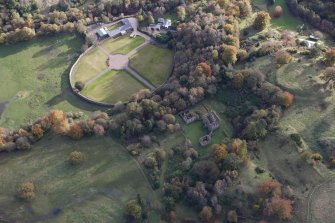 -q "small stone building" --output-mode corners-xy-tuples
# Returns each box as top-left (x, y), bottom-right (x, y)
(202, 111), (220, 132)
(179, 110), (197, 124)
(199, 134), (211, 146)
